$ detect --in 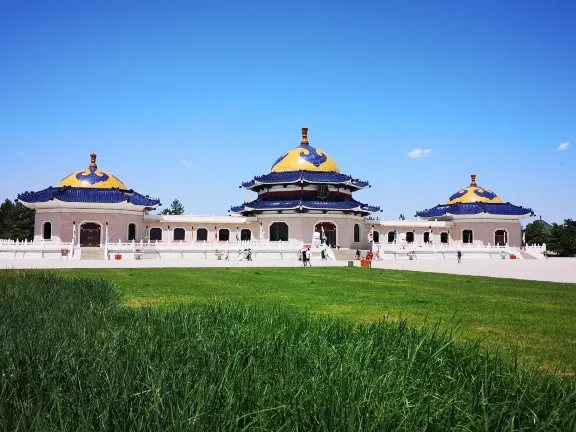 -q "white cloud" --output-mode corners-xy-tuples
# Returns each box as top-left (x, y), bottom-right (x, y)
(556, 142), (569, 151)
(181, 160), (192, 168)
(16, 152), (27, 158)
(407, 148), (432, 159)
